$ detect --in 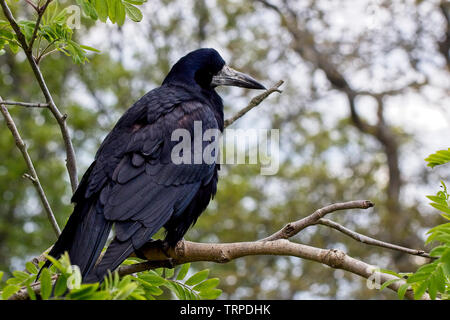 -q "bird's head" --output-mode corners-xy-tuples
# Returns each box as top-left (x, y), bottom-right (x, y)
(162, 48), (266, 91)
